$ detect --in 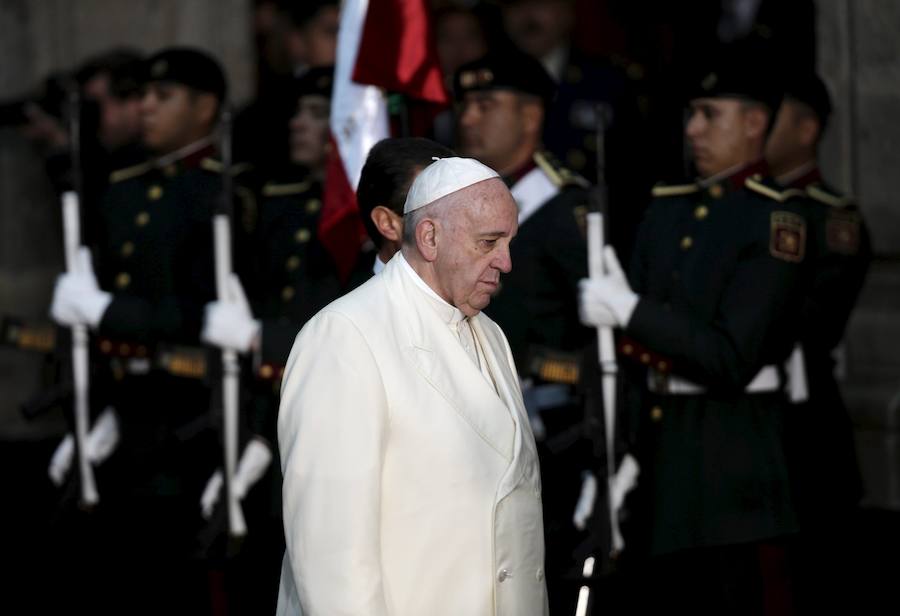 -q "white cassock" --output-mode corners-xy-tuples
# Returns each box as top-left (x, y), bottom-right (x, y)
(276, 252), (548, 616)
